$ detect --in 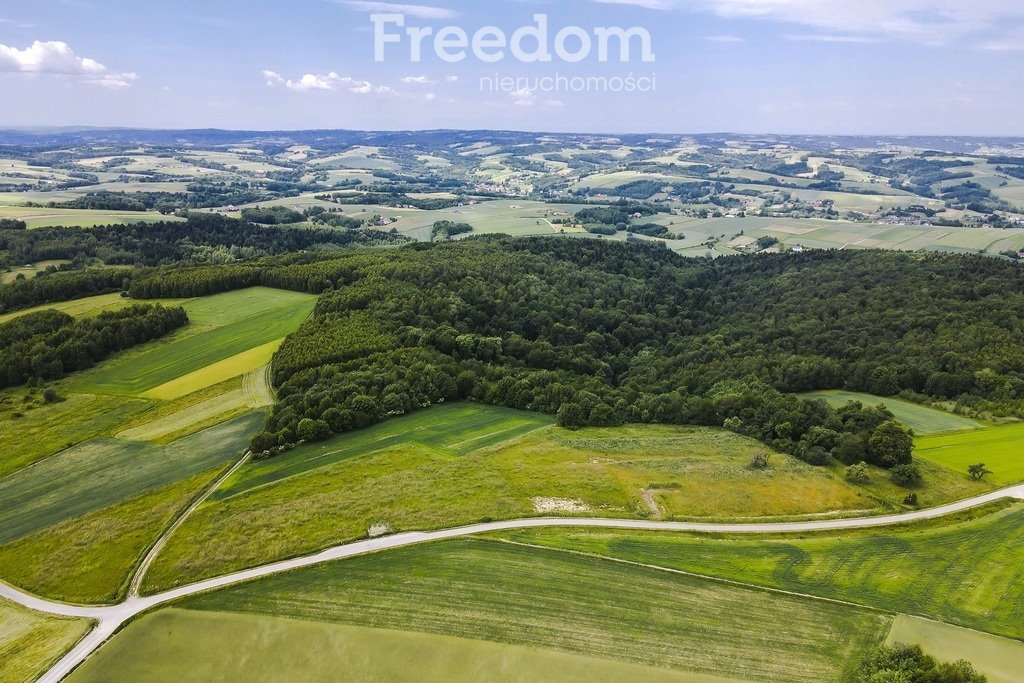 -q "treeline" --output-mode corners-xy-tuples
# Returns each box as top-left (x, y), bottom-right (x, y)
(0, 304), (187, 388)
(0, 213), (406, 267)
(431, 220), (473, 240)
